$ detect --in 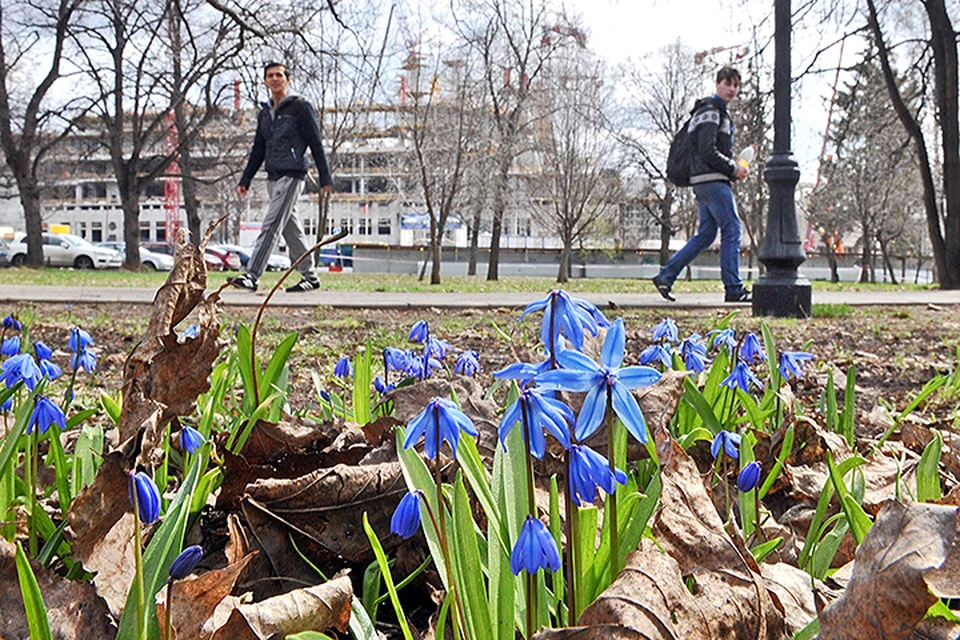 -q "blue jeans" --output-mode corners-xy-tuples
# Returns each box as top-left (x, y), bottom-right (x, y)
(657, 181), (744, 293)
